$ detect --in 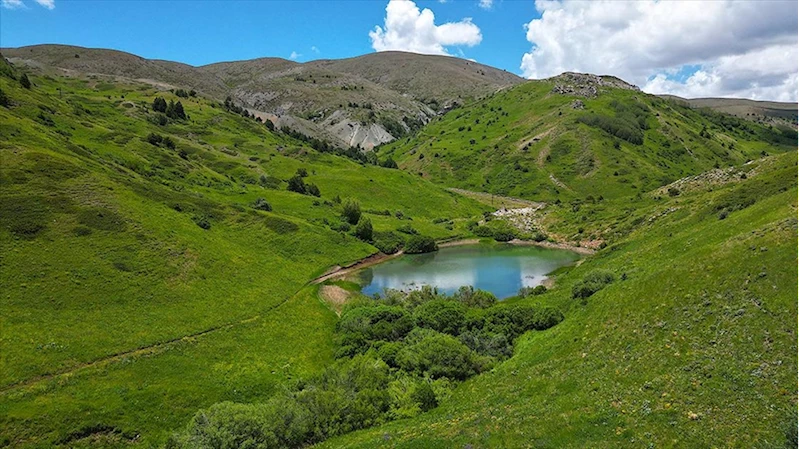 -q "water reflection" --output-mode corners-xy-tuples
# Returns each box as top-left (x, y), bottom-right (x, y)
(360, 244), (581, 299)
